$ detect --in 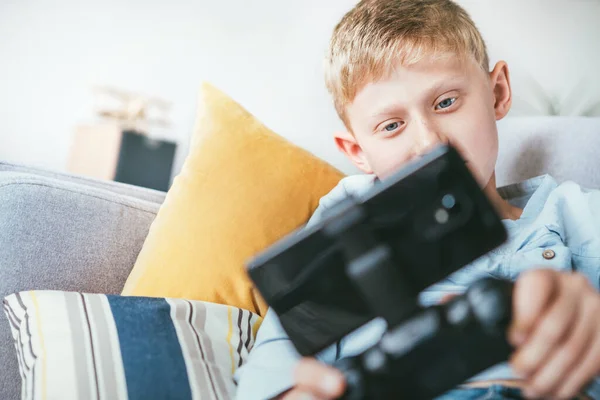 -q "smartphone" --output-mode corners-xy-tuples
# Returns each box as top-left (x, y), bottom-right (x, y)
(247, 145), (507, 356)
